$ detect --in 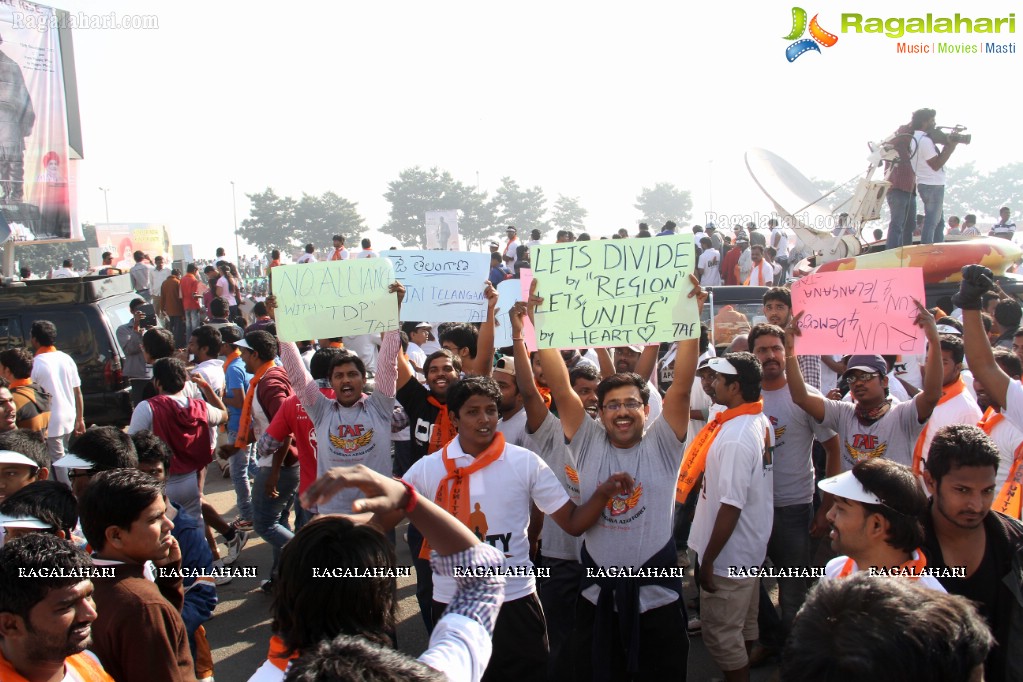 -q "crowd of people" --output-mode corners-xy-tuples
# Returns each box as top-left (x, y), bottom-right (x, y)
(0, 226), (1021, 682)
